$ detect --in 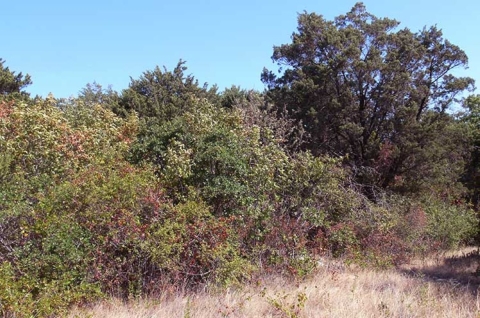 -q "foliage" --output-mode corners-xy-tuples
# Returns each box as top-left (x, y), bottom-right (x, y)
(0, 96), (250, 316)
(262, 287), (308, 318)
(0, 97), (143, 315)
(144, 196), (251, 288)
(129, 98), (281, 212)
(462, 94), (480, 208)
(262, 3), (475, 196)
(127, 96), (358, 275)
(0, 9), (479, 314)
(118, 60), (219, 122)
(78, 81), (121, 111)
(0, 58), (31, 98)
(421, 197), (477, 249)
